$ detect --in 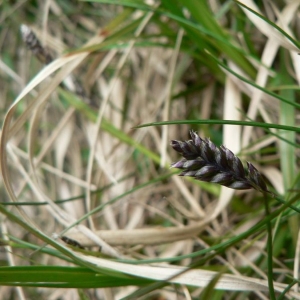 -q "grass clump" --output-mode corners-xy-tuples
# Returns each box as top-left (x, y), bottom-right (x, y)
(0, 1), (299, 300)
